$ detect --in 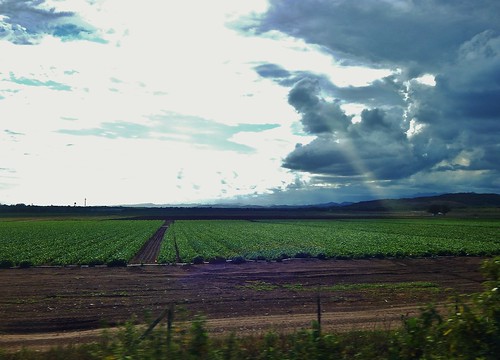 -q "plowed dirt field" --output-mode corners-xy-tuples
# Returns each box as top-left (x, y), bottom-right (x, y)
(0, 257), (487, 351)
